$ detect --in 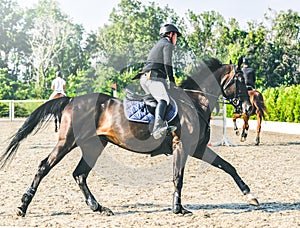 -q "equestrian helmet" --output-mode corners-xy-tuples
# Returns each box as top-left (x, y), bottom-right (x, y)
(242, 57), (249, 65)
(159, 24), (182, 37)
